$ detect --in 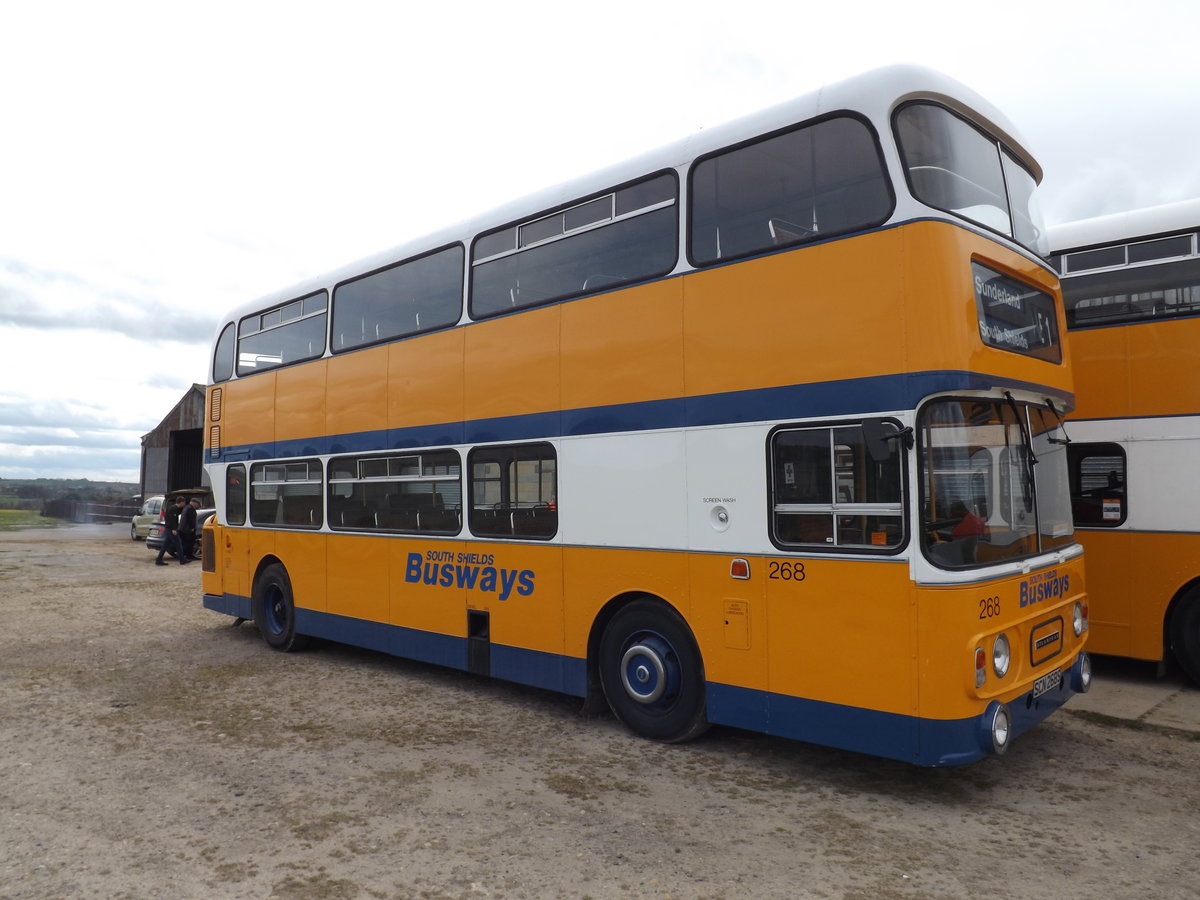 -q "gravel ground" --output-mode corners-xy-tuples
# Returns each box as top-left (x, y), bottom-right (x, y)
(2, 525), (1199, 899)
